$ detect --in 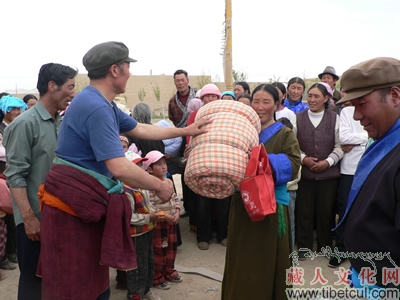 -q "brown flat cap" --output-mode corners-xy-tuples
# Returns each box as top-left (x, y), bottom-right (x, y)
(337, 57), (400, 105)
(83, 41), (137, 72)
